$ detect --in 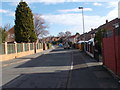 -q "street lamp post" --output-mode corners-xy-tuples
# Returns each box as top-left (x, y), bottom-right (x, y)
(78, 7), (85, 51)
